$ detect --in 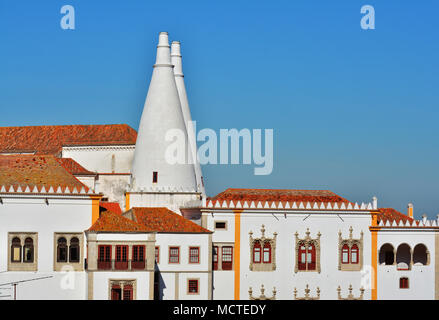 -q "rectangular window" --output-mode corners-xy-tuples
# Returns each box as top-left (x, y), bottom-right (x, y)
(215, 221), (227, 230)
(400, 277), (409, 289)
(152, 171), (158, 183)
(132, 245), (145, 270)
(213, 246), (218, 270)
(189, 247), (200, 264)
(123, 285), (133, 300)
(98, 245), (112, 270)
(263, 244), (271, 263)
(155, 246), (160, 263)
(188, 279), (199, 294)
(169, 247), (180, 263)
(221, 246), (233, 270)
